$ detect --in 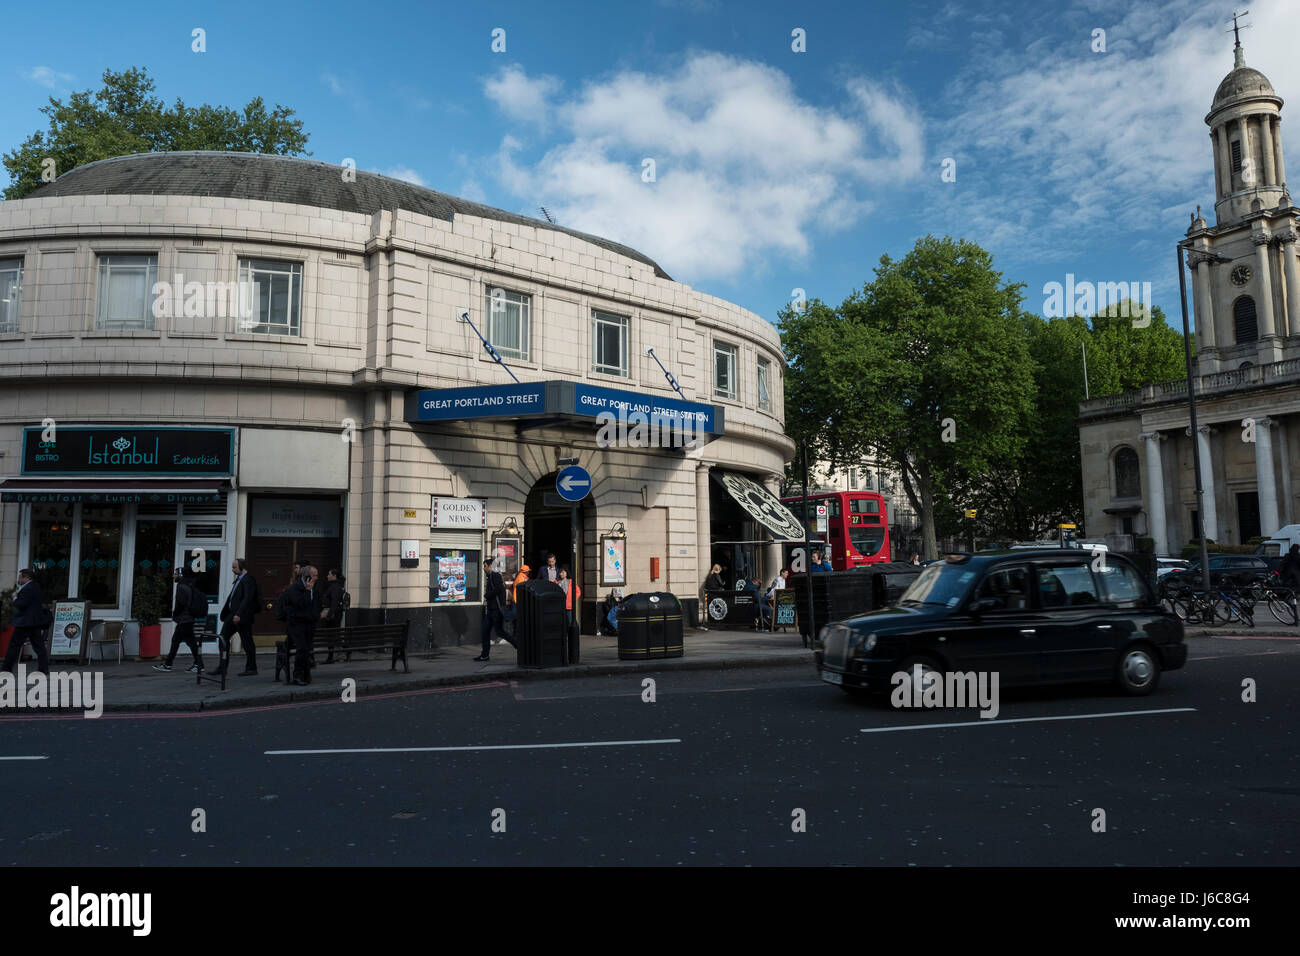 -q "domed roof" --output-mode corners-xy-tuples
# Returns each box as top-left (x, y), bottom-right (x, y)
(29, 151), (671, 279)
(1213, 67), (1279, 108)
